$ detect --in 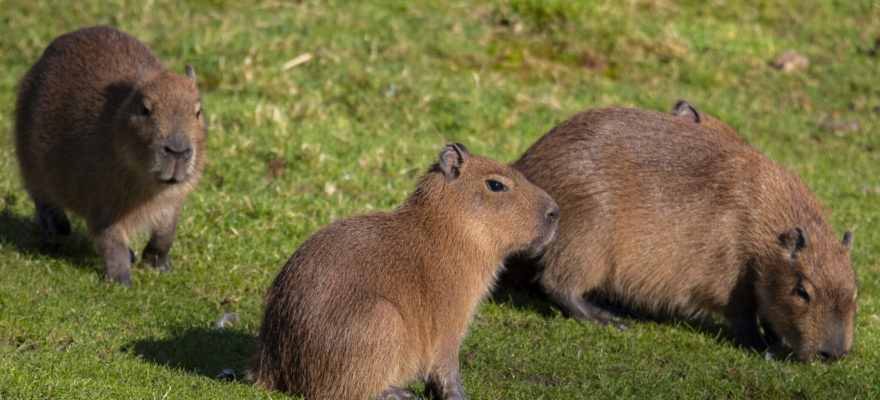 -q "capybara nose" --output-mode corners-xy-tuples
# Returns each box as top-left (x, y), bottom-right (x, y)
(163, 143), (193, 160)
(818, 349), (847, 362)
